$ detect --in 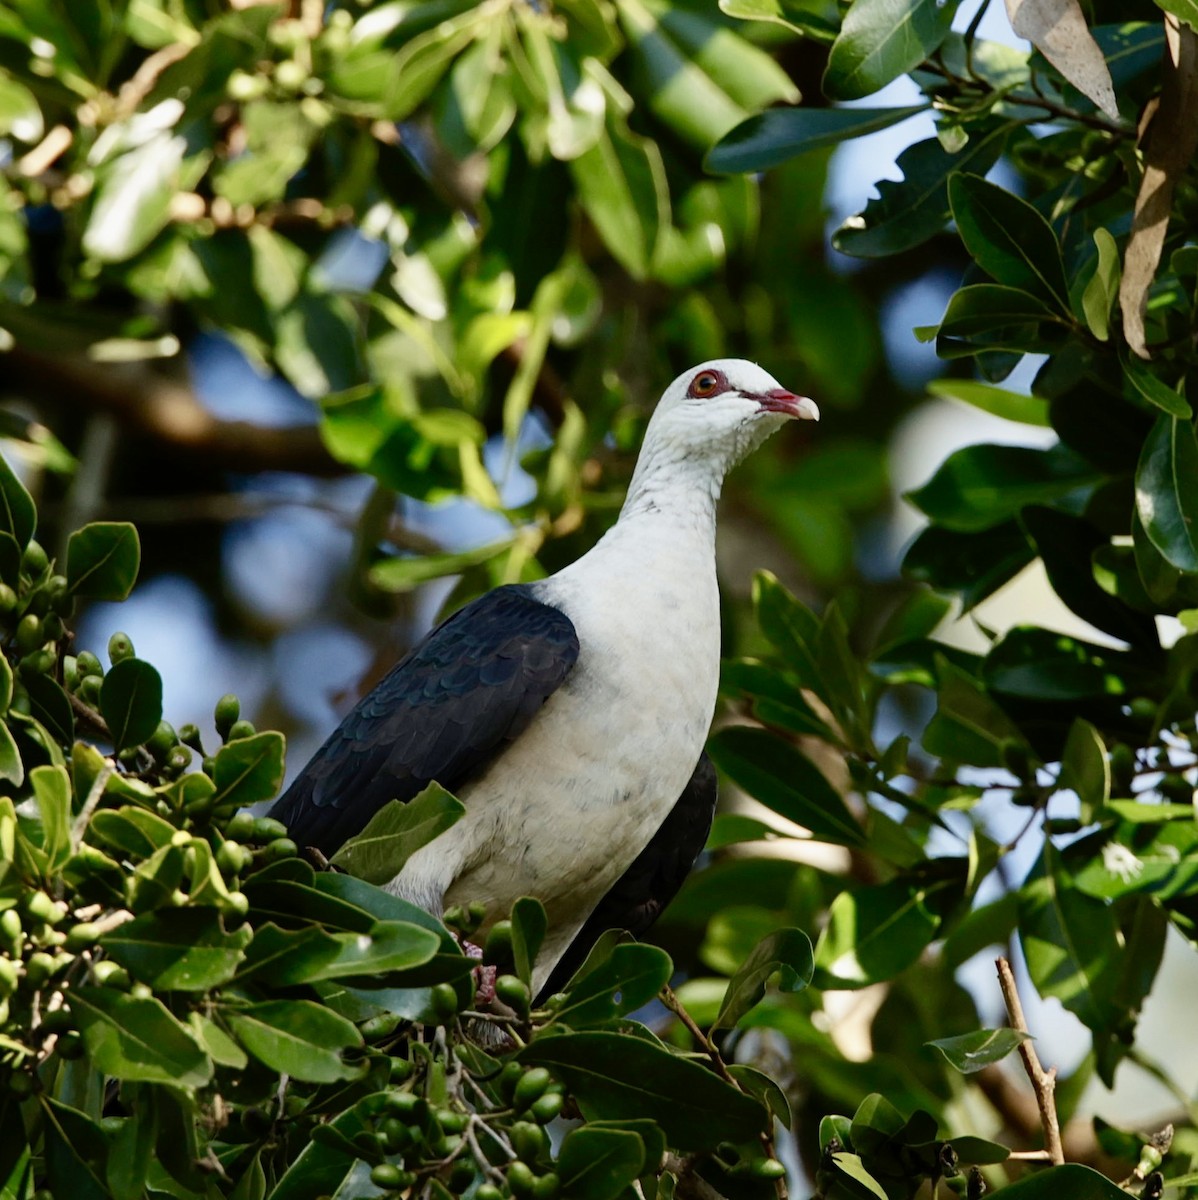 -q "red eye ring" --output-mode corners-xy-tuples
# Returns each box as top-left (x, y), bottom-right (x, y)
(688, 370), (725, 398)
